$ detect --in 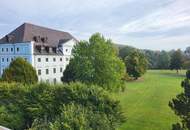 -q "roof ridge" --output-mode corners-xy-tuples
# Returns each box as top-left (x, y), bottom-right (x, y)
(23, 22), (70, 34)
